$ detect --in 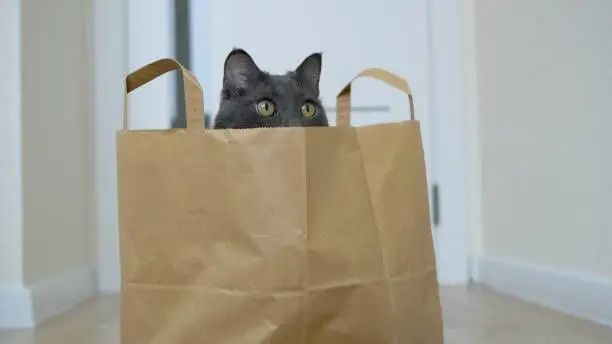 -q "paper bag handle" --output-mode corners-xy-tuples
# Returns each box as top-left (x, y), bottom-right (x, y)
(123, 58), (205, 130)
(336, 68), (415, 127)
